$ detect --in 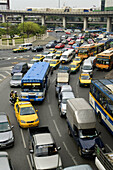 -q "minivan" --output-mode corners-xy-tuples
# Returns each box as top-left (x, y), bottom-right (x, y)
(60, 49), (75, 64)
(11, 62), (28, 76)
(81, 58), (93, 77)
(19, 43), (32, 50)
